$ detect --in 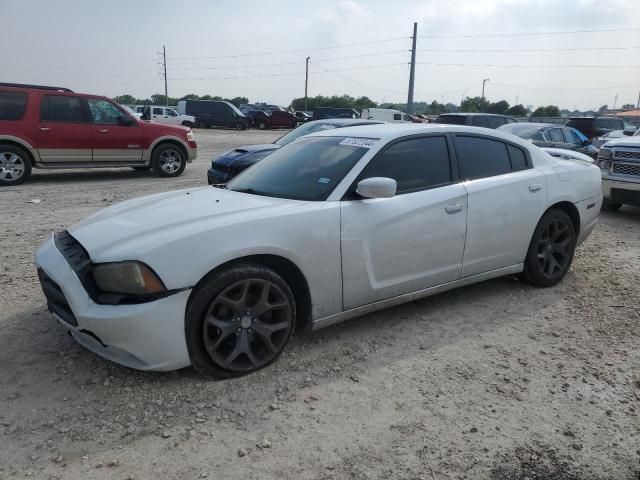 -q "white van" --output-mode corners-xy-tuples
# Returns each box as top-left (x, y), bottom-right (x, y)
(361, 108), (412, 123)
